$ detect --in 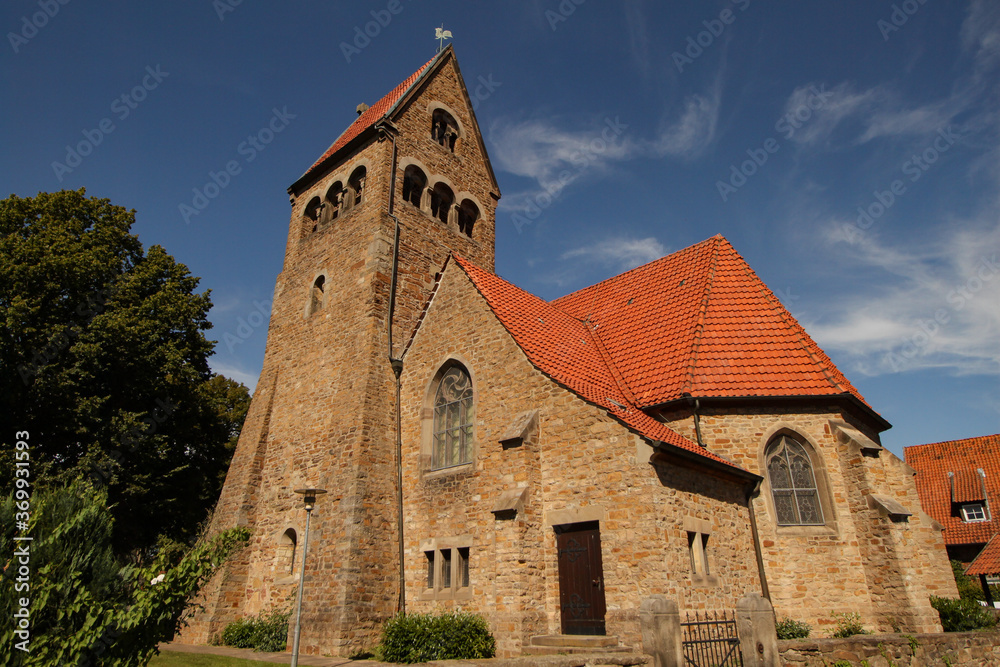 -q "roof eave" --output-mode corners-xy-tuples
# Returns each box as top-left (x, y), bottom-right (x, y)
(650, 439), (763, 488)
(288, 123), (383, 196)
(646, 392), (892, 433)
